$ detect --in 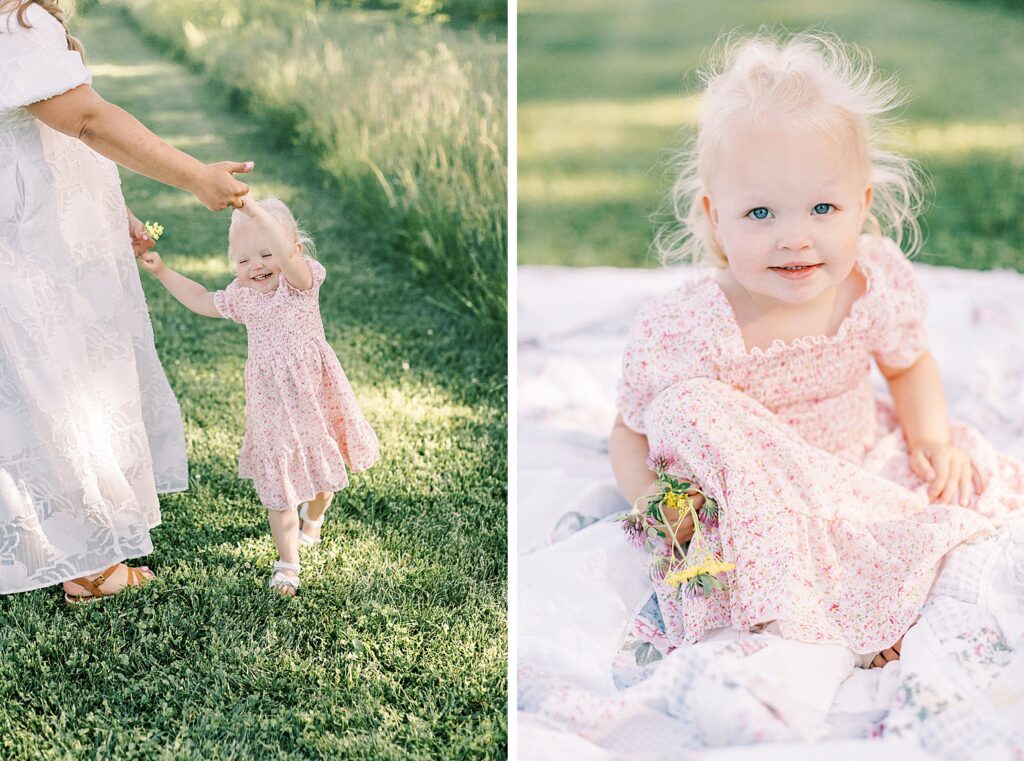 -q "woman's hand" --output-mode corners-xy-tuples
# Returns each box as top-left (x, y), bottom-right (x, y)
(190, 161), (253, 211)
(136, 250), (165, 277)
(126, 209), (155, 257)
(910, 441), (985, 507)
